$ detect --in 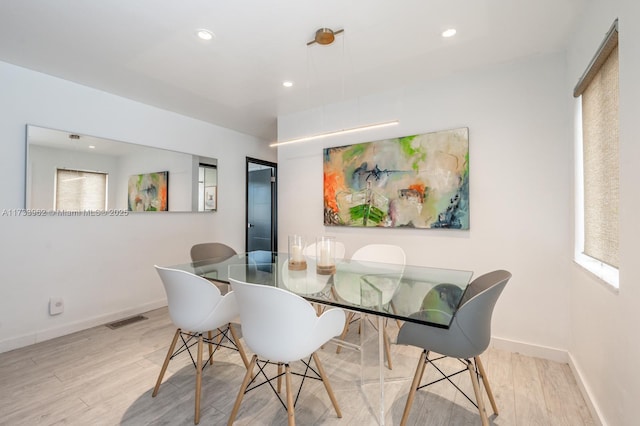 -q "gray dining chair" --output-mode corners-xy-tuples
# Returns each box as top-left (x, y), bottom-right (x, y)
(396, 269), (512, 426)
(191, 242), (238, 294)
(190, 242), (237, 263)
